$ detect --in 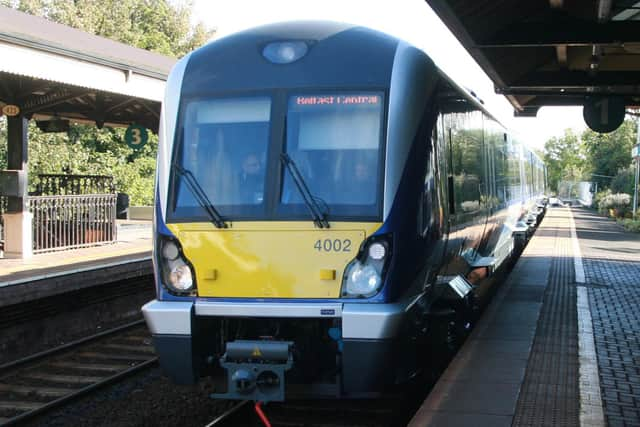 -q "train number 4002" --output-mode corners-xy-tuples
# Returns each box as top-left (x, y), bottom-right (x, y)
(314, 239), (352, 252)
